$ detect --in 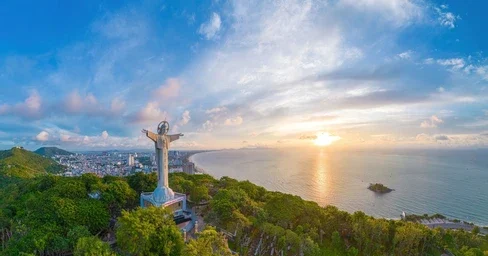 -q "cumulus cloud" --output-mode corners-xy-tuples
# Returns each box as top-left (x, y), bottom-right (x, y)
(128, 102), (168, 123)
(101, 131), (109, 140)
(36, 131), (50, 141)
(198, 12), (221, 39)
(224, 116), (243, 126)
(63, 91), (100, 114)
(155, 78), (181, 99)
(172, 110), (191, 132)
(420, 115), (444, 128)
(0, 90), (44, 119)
(178, 110), (191, 125)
